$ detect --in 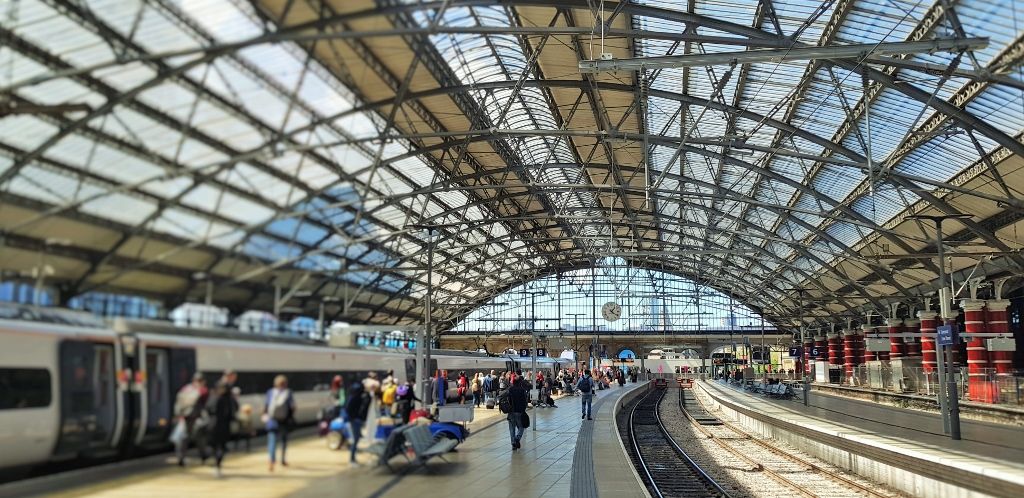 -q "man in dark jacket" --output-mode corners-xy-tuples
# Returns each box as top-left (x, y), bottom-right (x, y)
(345, 382), (371, 466)
(506, 378), (529, 450)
